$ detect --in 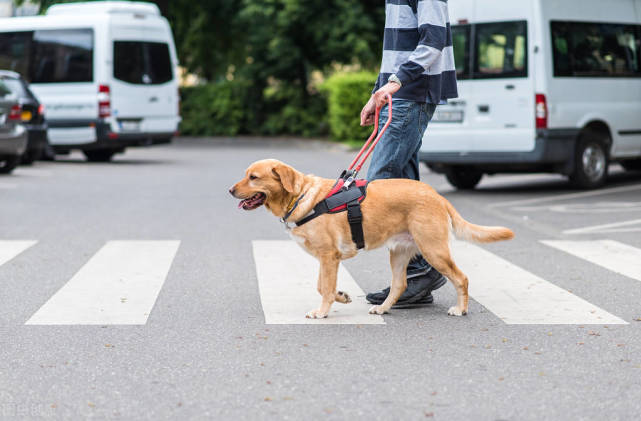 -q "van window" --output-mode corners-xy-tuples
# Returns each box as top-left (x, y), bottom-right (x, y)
(113, 41), (173, 85)
(0, 29), (93, 83)
(0, 32), (33, 78)
(31, 29), (94, 83)
(452, 25), (470, 80)
(552, 21), (641, 78)
(474, 21), (527, 79)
